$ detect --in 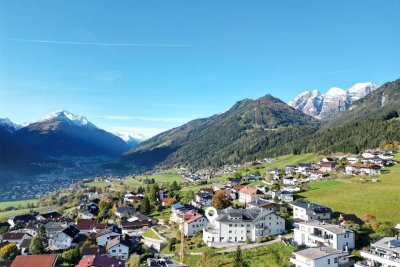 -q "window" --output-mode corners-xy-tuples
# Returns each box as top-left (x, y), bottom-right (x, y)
(327, 259), (330, 264)
(229, 230), (232, 233)
(334, 258), (338, 263)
